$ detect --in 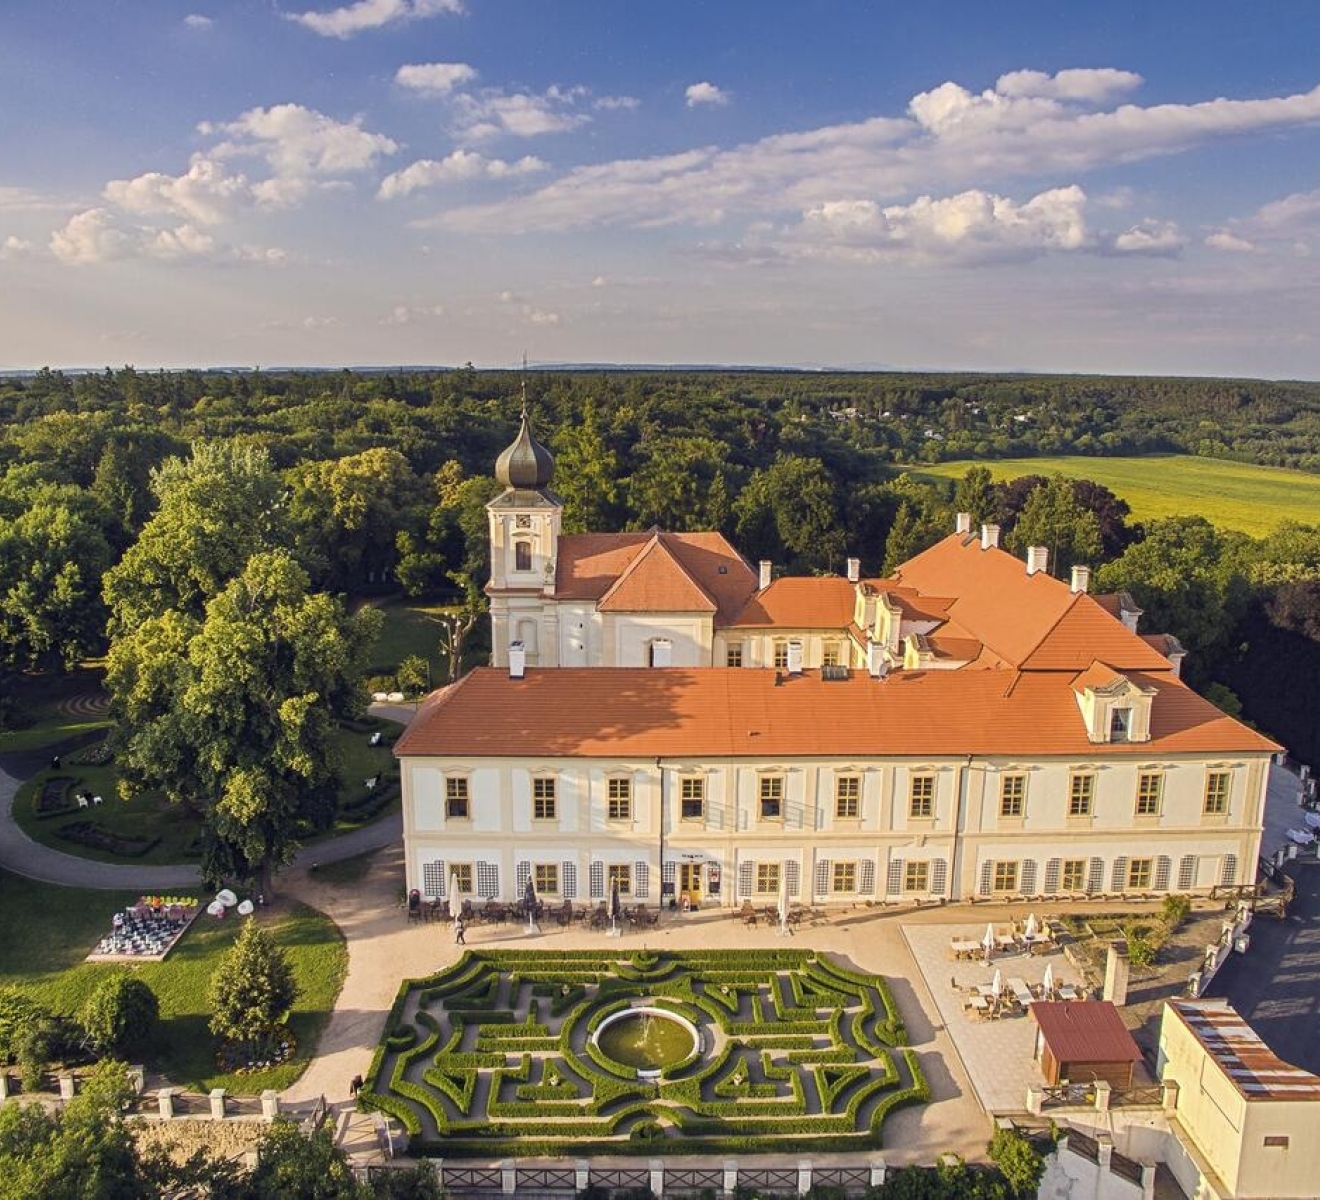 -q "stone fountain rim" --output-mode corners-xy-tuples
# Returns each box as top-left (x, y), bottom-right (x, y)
(590, 1004), (702, 1074)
